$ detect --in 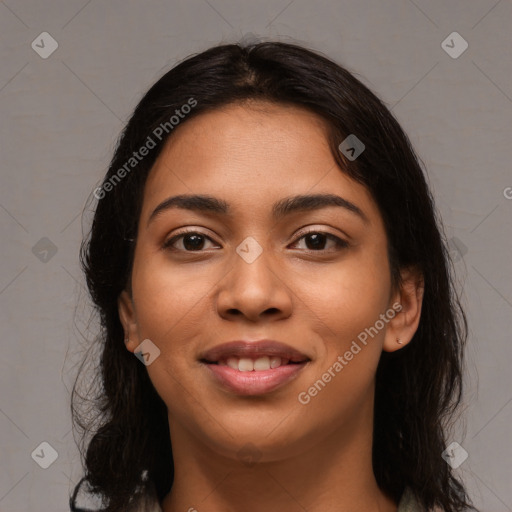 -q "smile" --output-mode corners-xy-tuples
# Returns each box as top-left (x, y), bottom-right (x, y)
(219, 356), (294, 371)
(199, 339), (311, 395)
(202, 360), (309, 395)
